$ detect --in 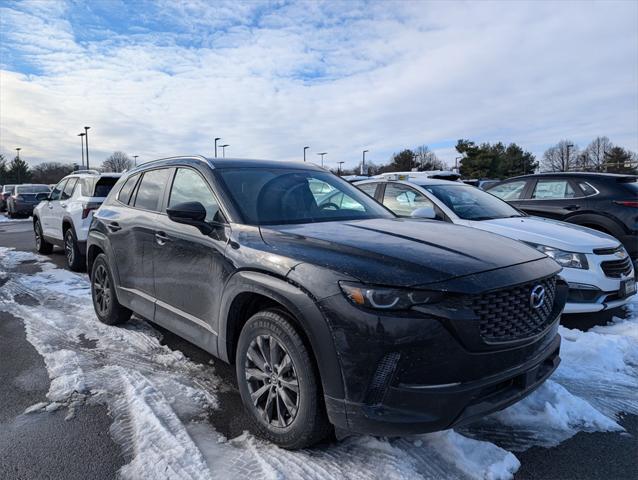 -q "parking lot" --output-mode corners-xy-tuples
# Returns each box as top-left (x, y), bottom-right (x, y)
(1, 214), (636, 480)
